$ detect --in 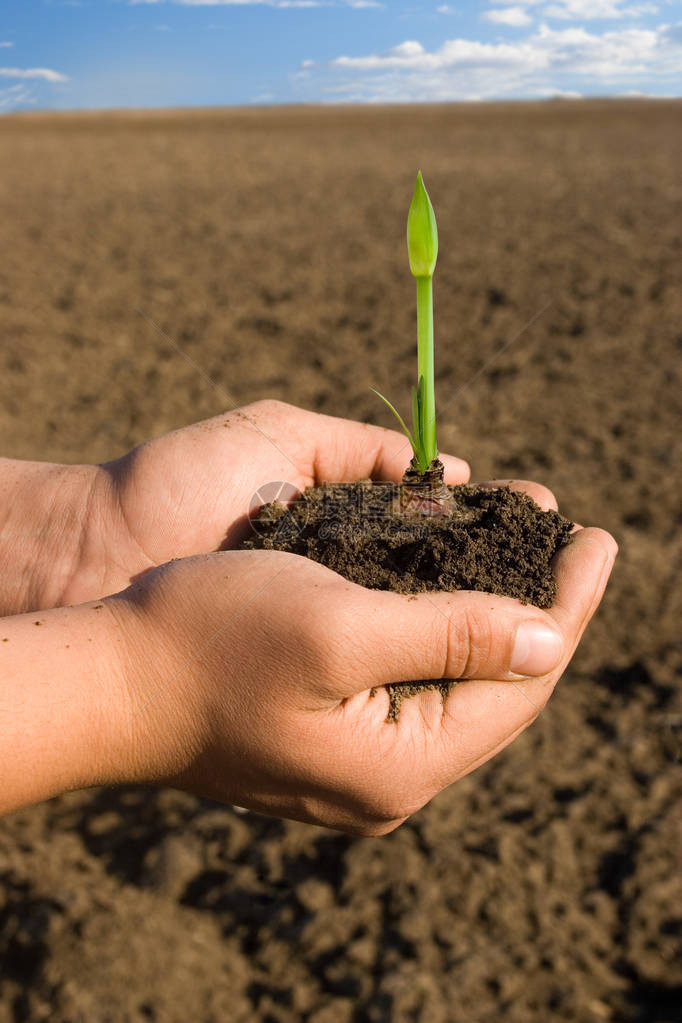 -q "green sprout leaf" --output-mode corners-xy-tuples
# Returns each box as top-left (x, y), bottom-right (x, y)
(370, 388), (416, 450)
(407, 170), (438, 278)
(372, 171), (439, 476)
